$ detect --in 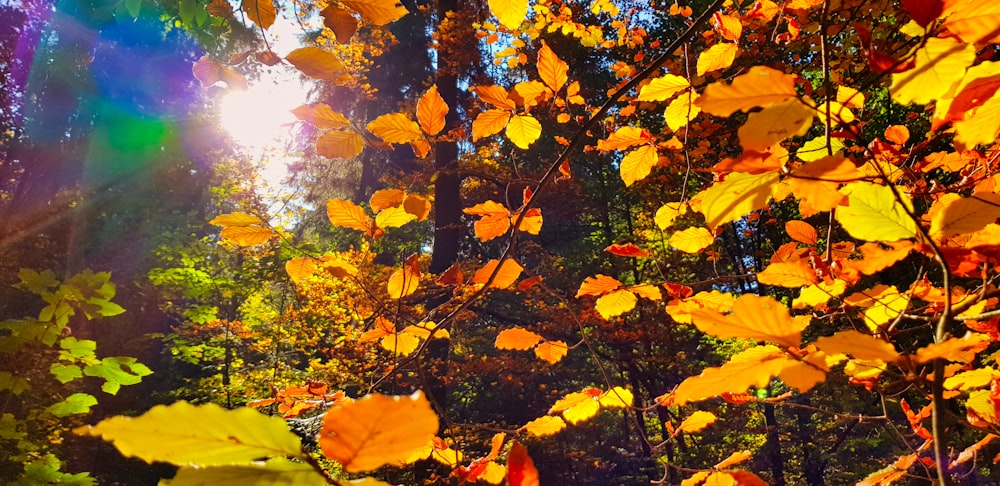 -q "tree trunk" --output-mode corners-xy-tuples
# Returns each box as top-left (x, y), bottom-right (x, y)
(763, 403), (786, 486)
(428, 0), (461, 274)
